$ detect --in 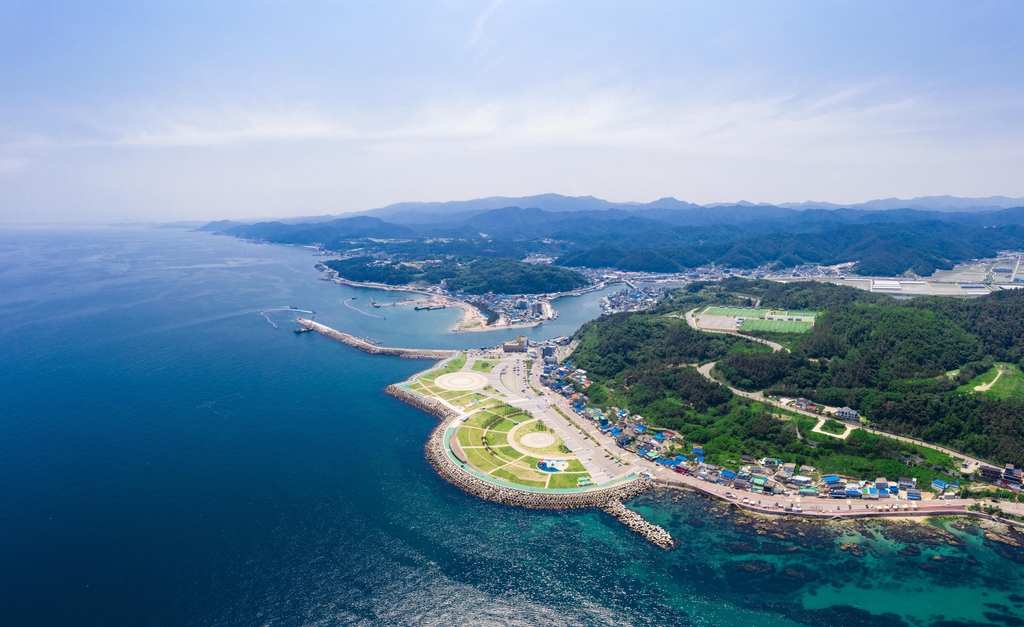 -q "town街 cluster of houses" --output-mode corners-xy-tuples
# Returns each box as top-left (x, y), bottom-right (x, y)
(537, 356), (1024, 500)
